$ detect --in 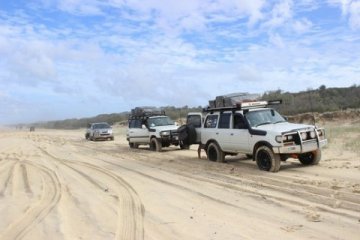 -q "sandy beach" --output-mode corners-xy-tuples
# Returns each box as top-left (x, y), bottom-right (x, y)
(0, 121), (359, 240)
